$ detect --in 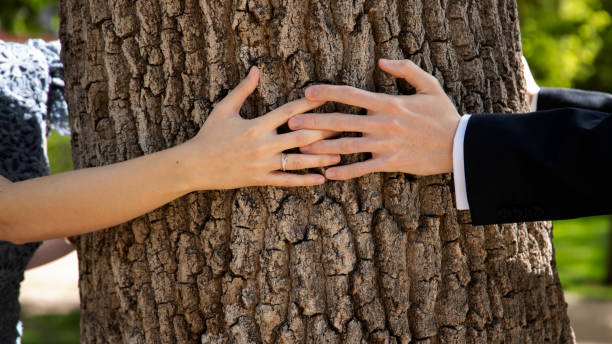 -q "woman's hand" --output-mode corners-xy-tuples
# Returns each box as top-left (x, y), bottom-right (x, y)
(0, 67), (340, 244)
(182, 67), (340, 189)
(287, 59), (461, 180)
